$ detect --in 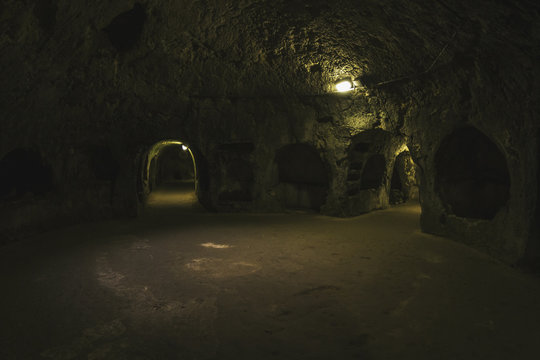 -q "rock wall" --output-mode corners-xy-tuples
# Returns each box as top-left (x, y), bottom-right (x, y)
(1, 0), (539, 263)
